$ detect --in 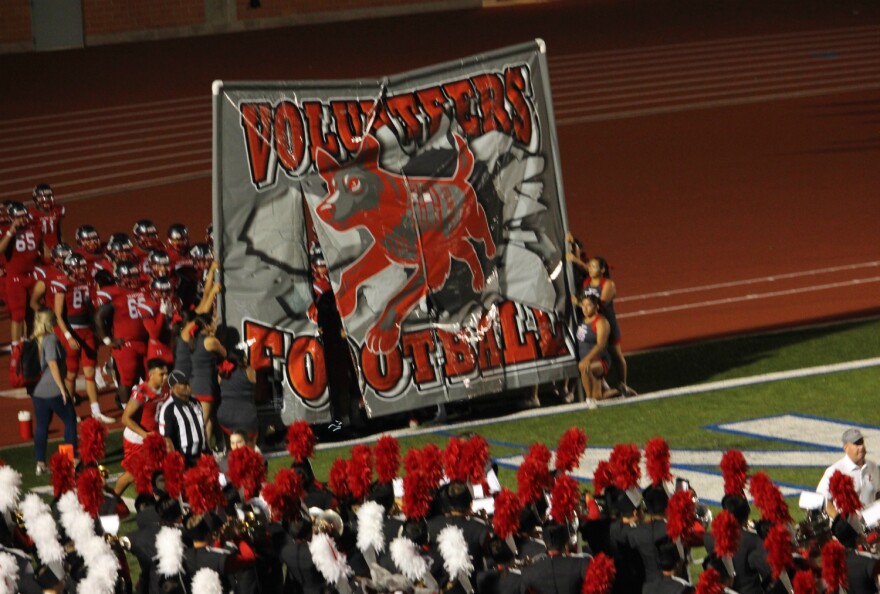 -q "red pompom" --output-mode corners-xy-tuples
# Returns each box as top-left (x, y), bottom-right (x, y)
(347, 444), (373, 501)
(328, 458), (350, 498)
(581, 552), (616, 594)
(492, 488), (521, 540)
(720, 450), (748, 497)
(527, 442), (553, 468)
(286, 420), (315, 462)
(592, 461), (613, 496)
(764, 523), (794, 579)
(163, 451), (185, 499)
(666, 490), (696, 544)
(402, 470), (433, 520)
(374, 435), (400, 484)
(419, 443), (444, 488)
(609, 444), (641, 491)
(517, 457), (551, 506)
(550, 474), (580, 524)
(133, 433), (168, 495)
(49, 452), (75, 499)
(218, 360), (235, 376)
(792, 569), (818, 594)
(184, 454), (225, 514)
(644, 437), (672, 487)
(443, 437), (468, 483)
(695, 567), (724, 594)
(403, 447), (422, 475)
(555, 428), (588, 474)
(79, 417), (108, 466)
(261, 468), (303, 521)
(464, 435), (490, 485)
(76, 467), (104, 517)
(829, 470), (863, 518)
(749, 472), (792, 525)
(227, 447), (267, 500)
(712, 510), (741, 558)
(821, 539), (847, 591)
